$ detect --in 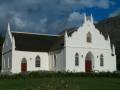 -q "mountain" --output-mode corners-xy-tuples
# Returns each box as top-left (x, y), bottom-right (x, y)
(95, 15), (120, 70)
